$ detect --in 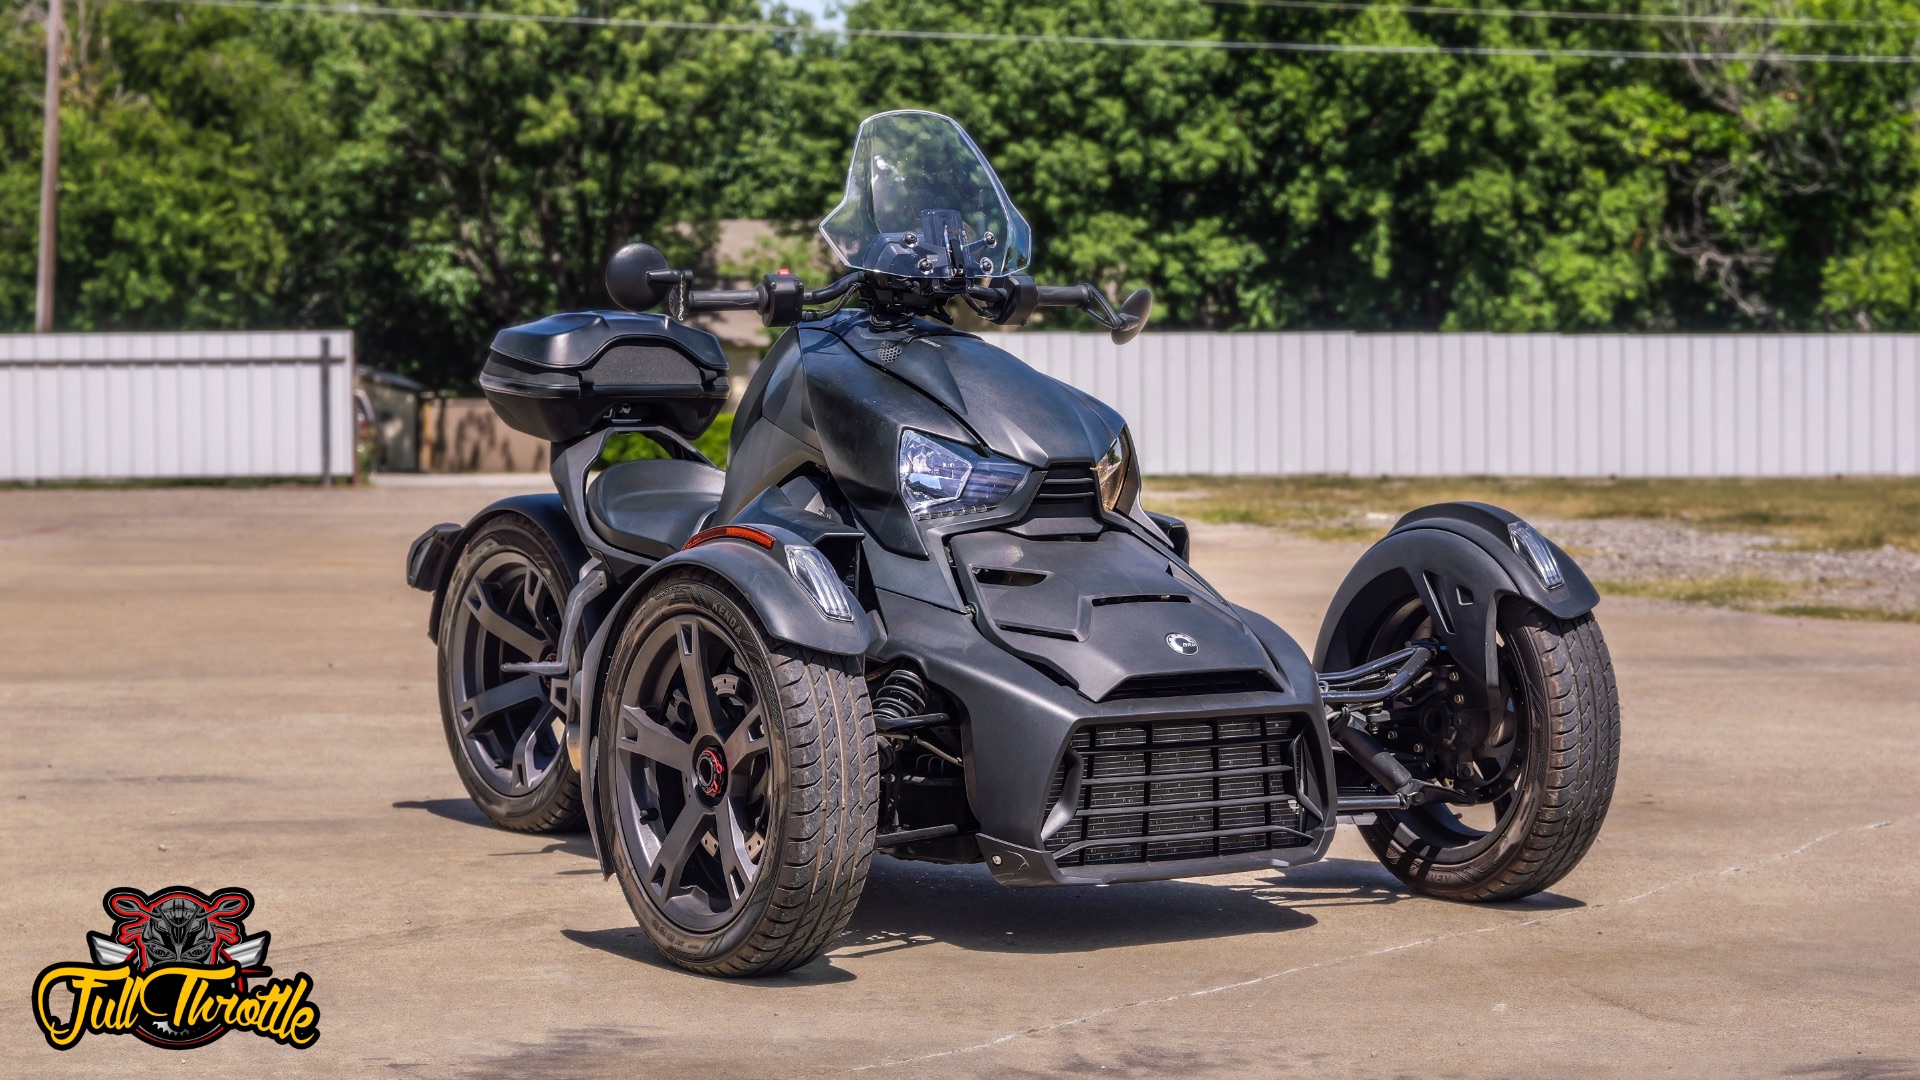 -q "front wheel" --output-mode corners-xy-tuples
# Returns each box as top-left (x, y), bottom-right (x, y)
(598, 571), (878, 977)
(1360, 604), (1620, 902)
